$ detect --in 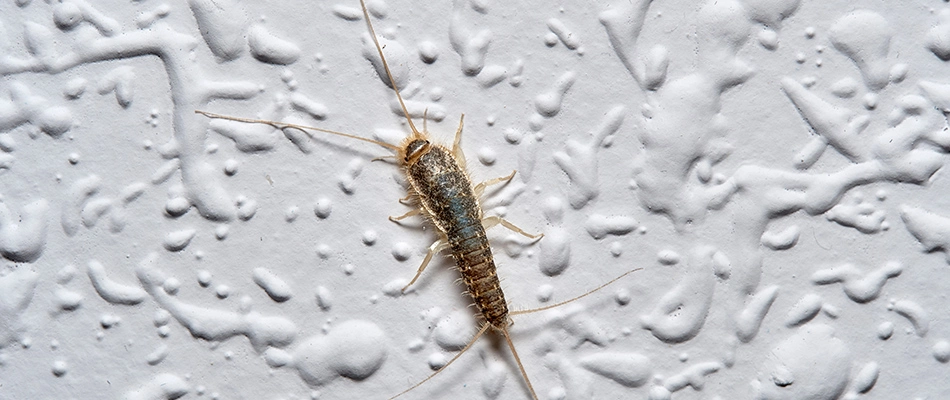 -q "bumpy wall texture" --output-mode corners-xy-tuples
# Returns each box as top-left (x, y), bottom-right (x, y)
(1, 0), (949, 399)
